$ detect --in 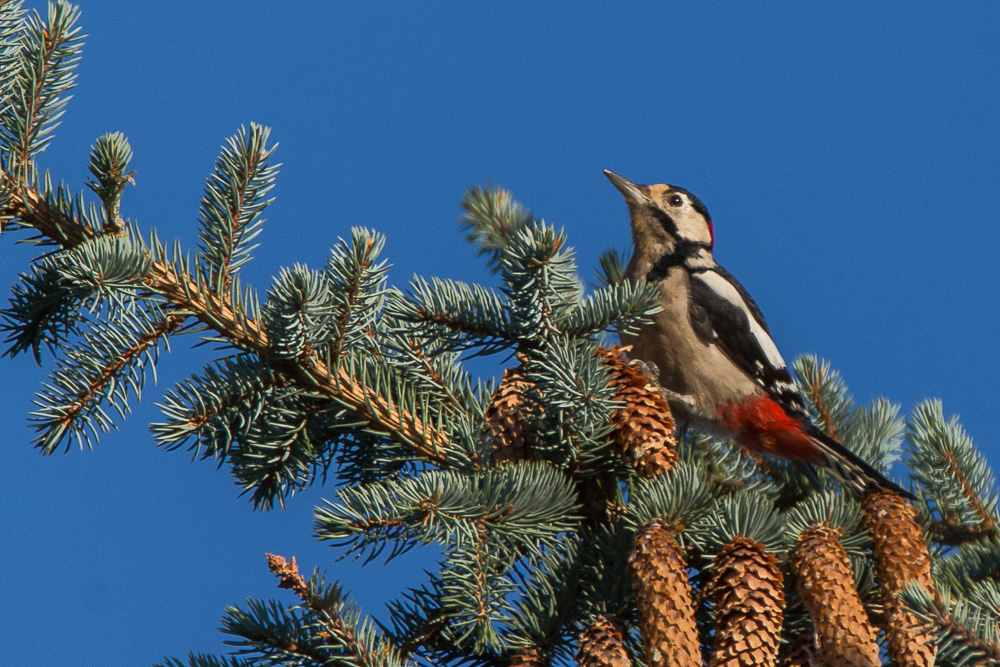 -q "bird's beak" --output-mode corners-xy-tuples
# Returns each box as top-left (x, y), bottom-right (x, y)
(603, 169), (648, 204)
